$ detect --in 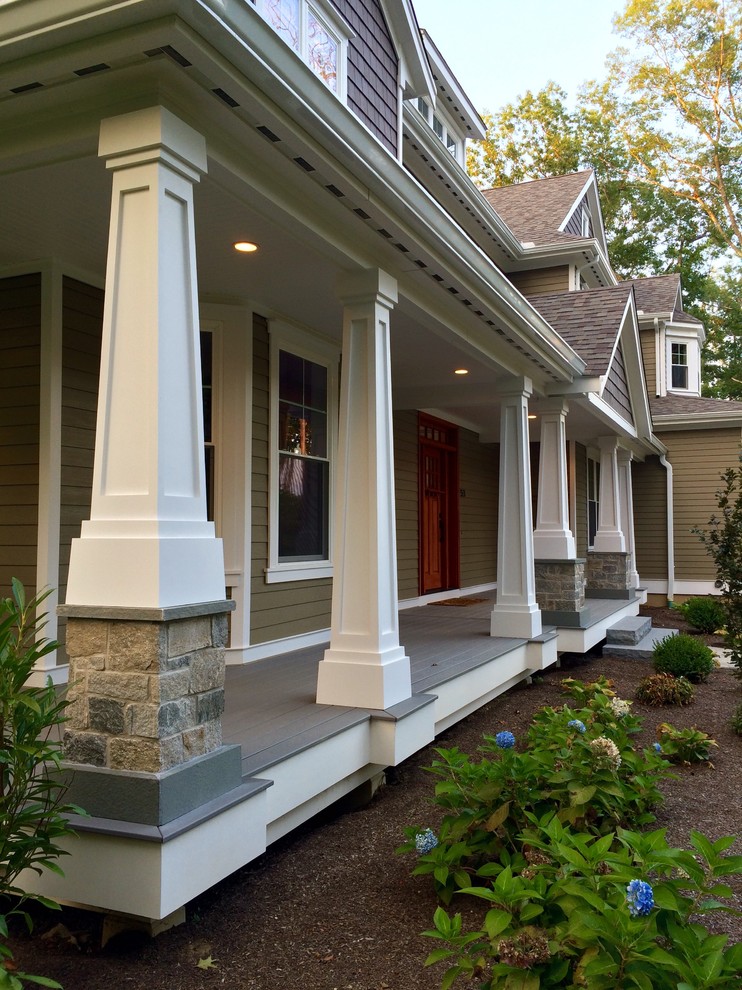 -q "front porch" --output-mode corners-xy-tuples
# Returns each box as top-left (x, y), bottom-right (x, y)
(21, 592), (637, 923)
